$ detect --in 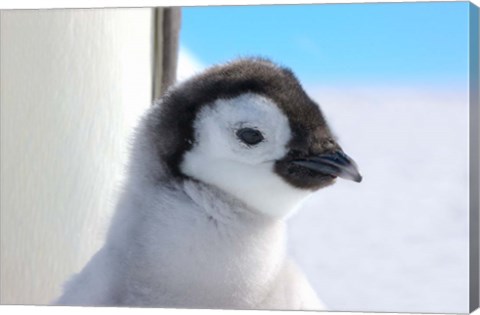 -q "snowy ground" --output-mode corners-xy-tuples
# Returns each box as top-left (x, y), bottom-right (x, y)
(288, 85), (470, 313)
